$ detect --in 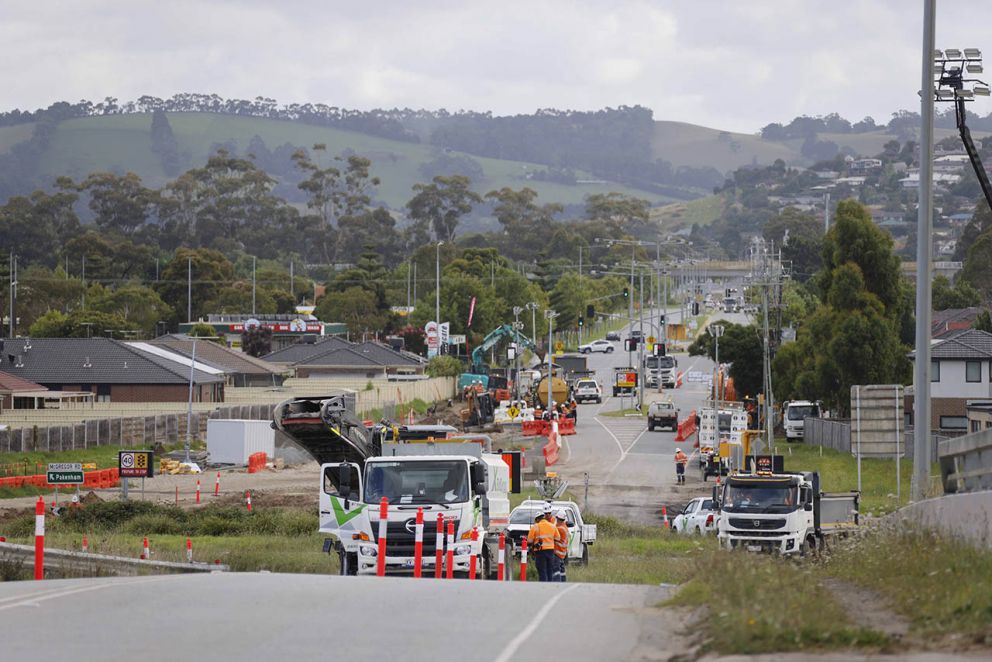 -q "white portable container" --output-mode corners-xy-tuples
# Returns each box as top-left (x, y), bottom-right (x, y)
(207, 419), (275, 465)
